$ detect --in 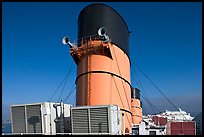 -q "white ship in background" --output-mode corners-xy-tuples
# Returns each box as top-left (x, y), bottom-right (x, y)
(159, 108), (194, 122)
(137, 109), (195, 135)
